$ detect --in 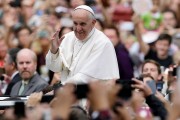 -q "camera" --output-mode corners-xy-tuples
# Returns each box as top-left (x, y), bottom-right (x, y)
(116, 79), (135, 100)
(74, 84), (89, 99)
(14, 102), (26, 118)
